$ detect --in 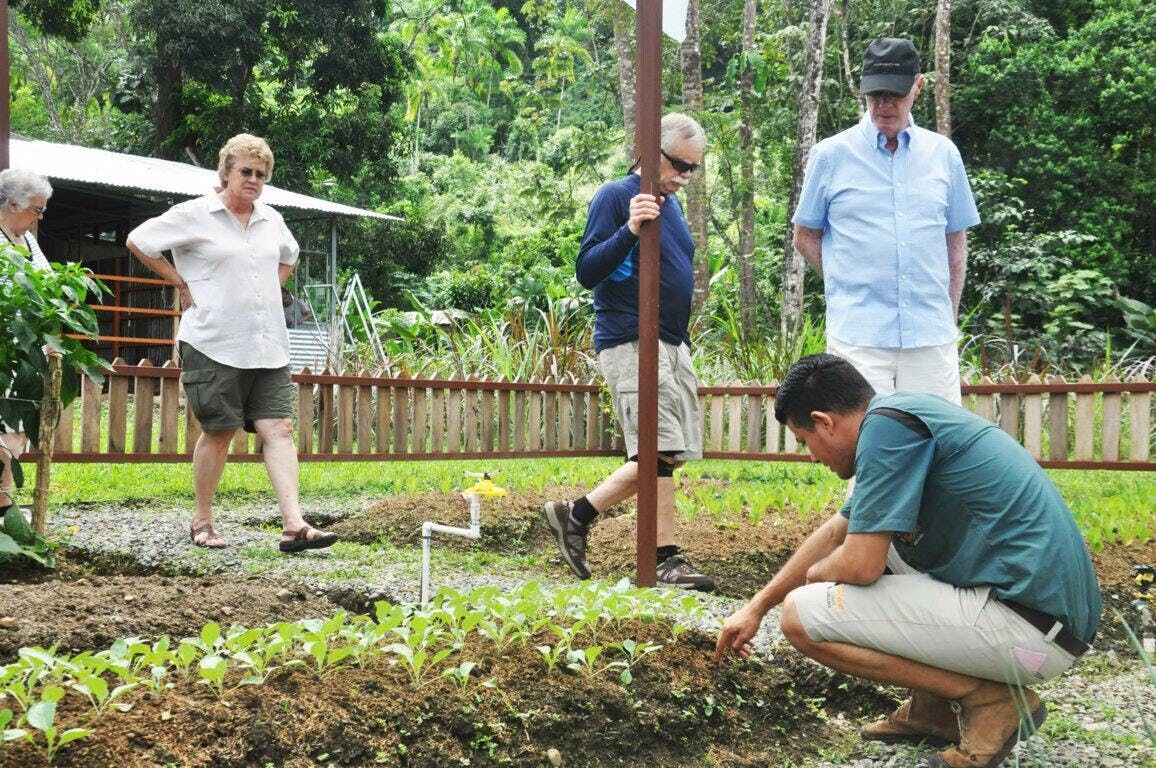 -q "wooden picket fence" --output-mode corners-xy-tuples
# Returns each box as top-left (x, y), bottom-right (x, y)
(39, 360), (1155, 470)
